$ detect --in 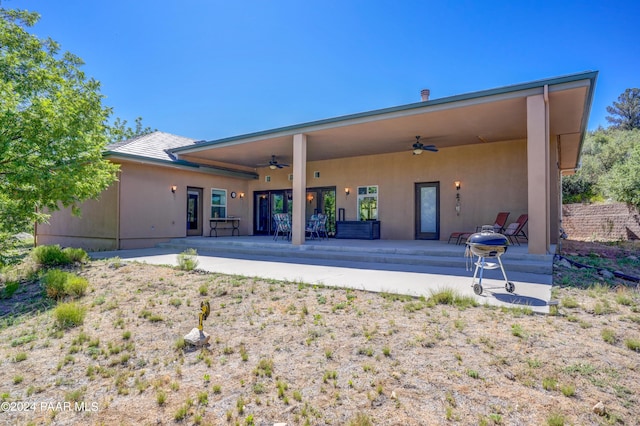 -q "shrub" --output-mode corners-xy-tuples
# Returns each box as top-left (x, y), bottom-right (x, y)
(43, 269), (69, 300)
(62, 247), (89, 264)
(32, 245), (88, 267)
(1, 281), (20, 299)
(176, 249), (198, 271)
(65, 275), (89, 298)
(54, 302), (86, 328)
(43, 270), (88, 299)
(32, 245), (69, 266)
(626, 338), (640, 352)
